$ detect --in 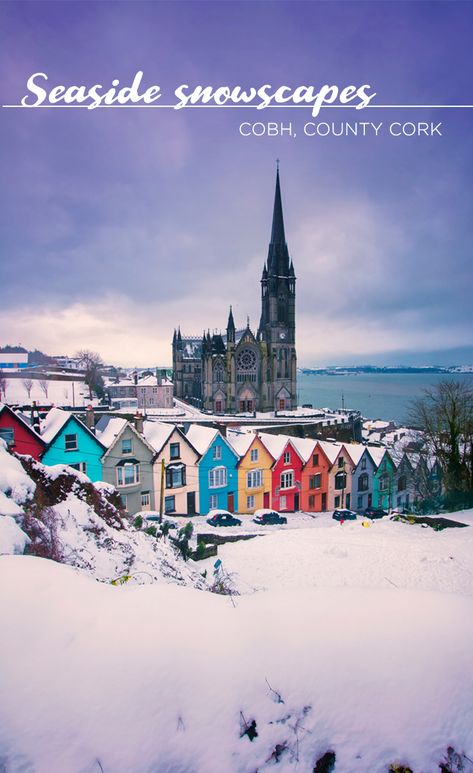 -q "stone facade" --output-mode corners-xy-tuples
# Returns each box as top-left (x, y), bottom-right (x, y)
(172, 168), (297, 413)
